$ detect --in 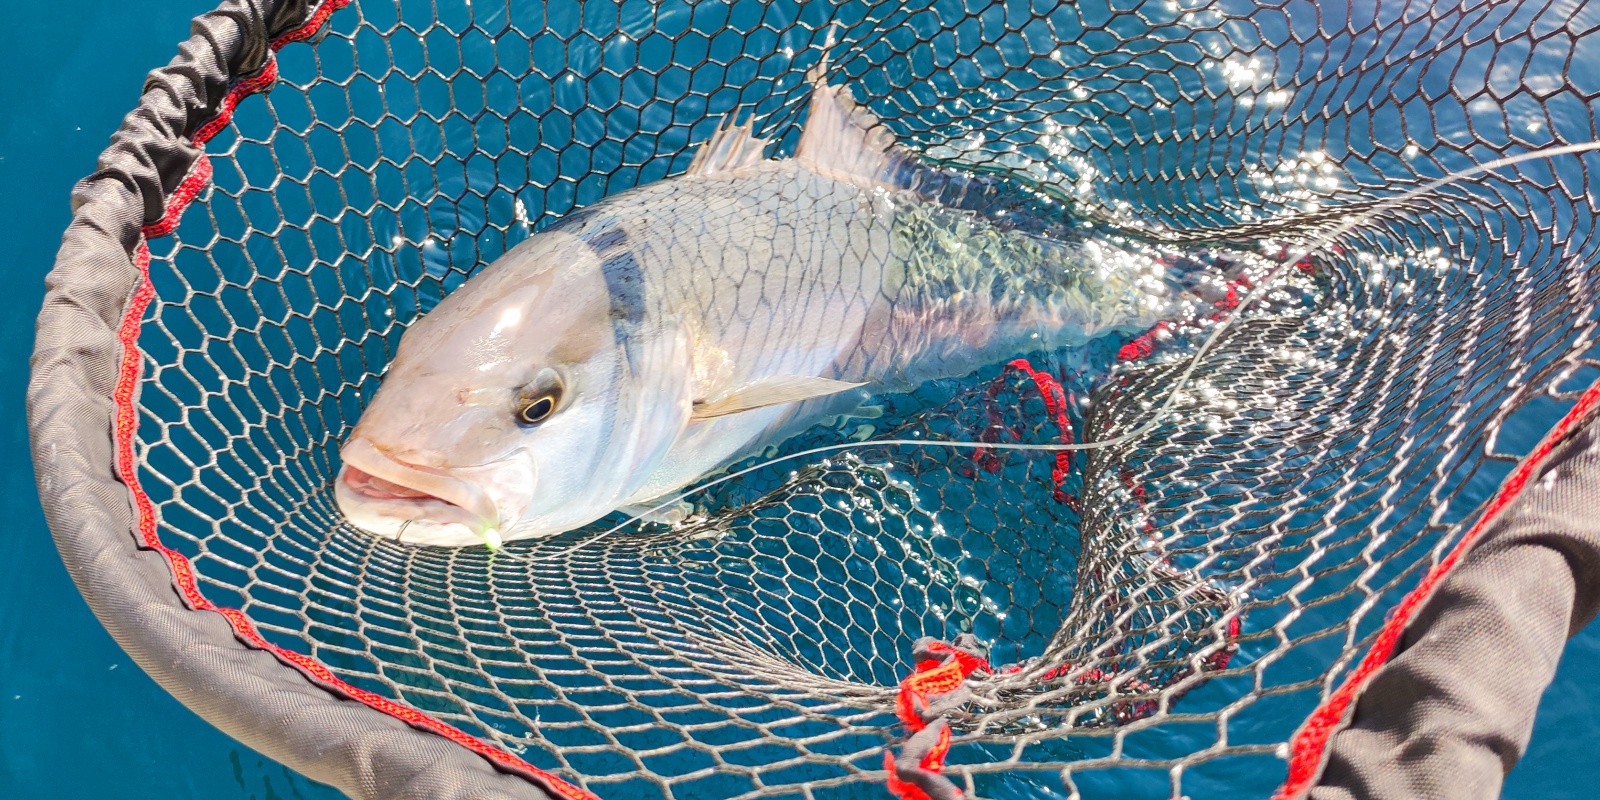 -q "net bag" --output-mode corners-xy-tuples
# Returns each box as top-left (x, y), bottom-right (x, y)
(29, 0), (1600, 798)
